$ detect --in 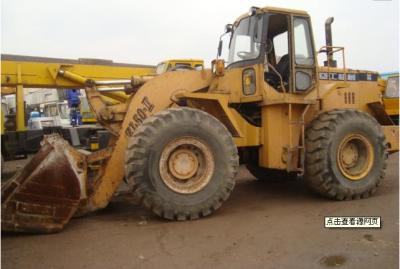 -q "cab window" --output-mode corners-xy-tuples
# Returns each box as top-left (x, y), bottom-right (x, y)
(194, 64), (203, 71)
(228, 15), (263, 64)
(155, 63), (166, 74)
(386, 76), (399, 98)
(293, 17), (314, 65)
(44, 104), (57, 117)
(174, 63), (191, 68)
